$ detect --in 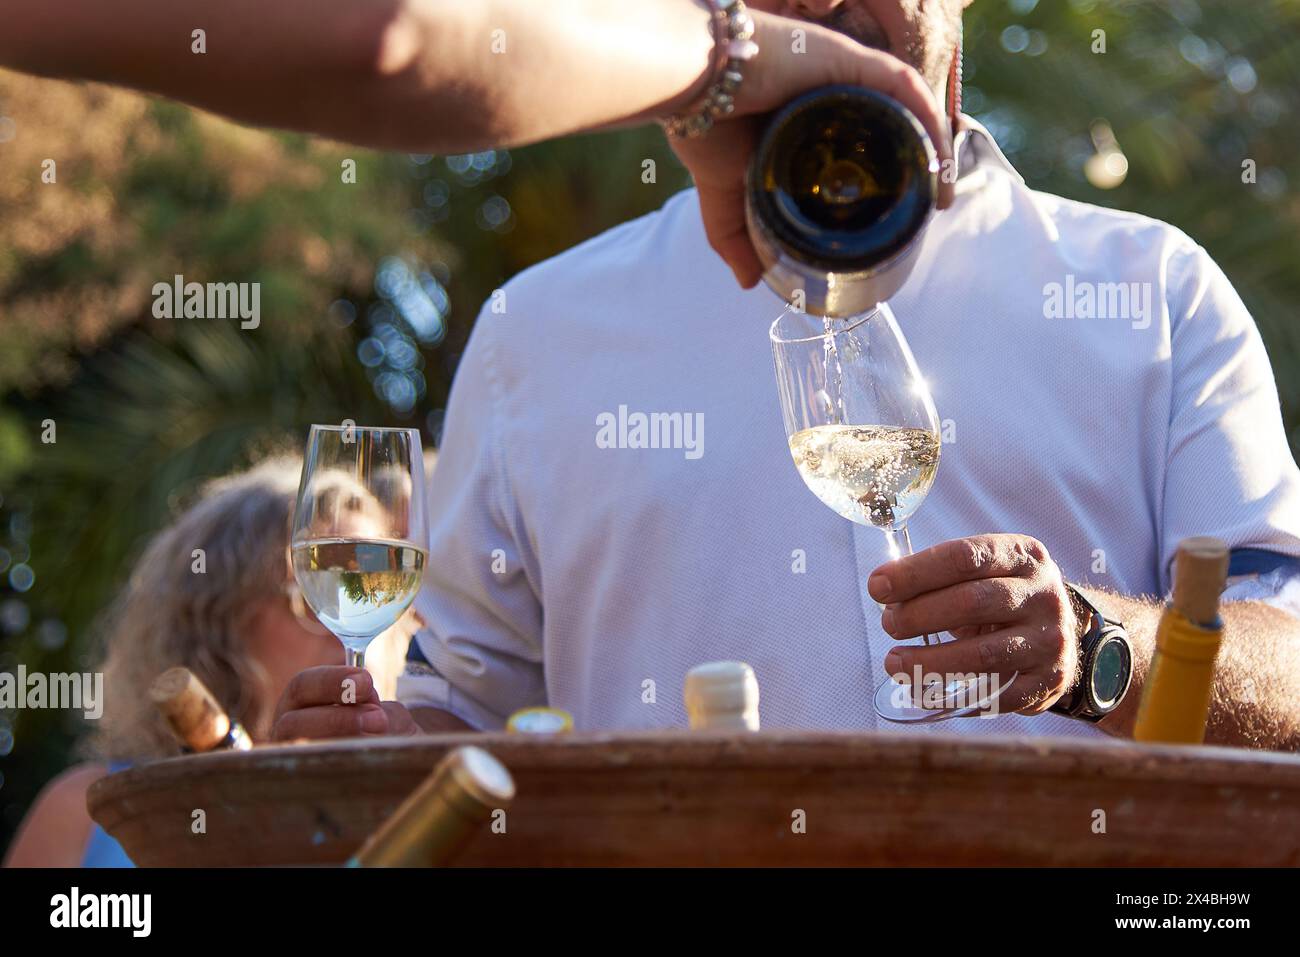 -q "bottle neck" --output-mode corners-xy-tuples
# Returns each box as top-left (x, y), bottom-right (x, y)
(1155, 608), (1224, 664)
